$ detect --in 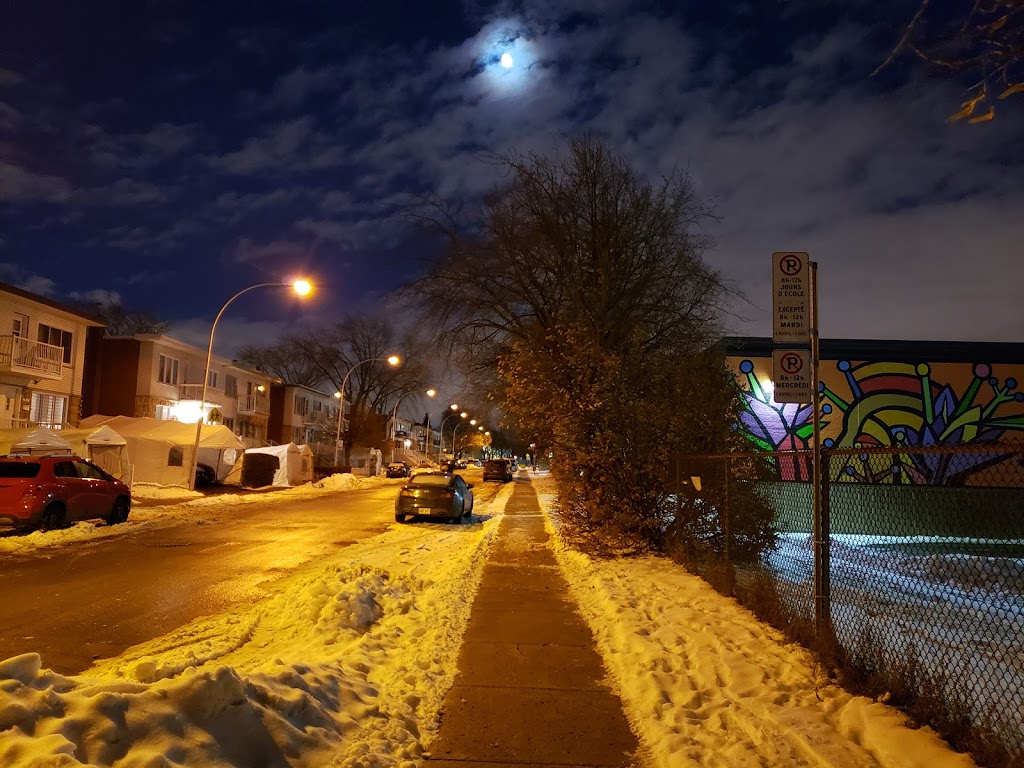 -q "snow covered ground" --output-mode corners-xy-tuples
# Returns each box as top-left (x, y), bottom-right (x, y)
(765, 532), (1024, 752)
(0, 472), (983, 767)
